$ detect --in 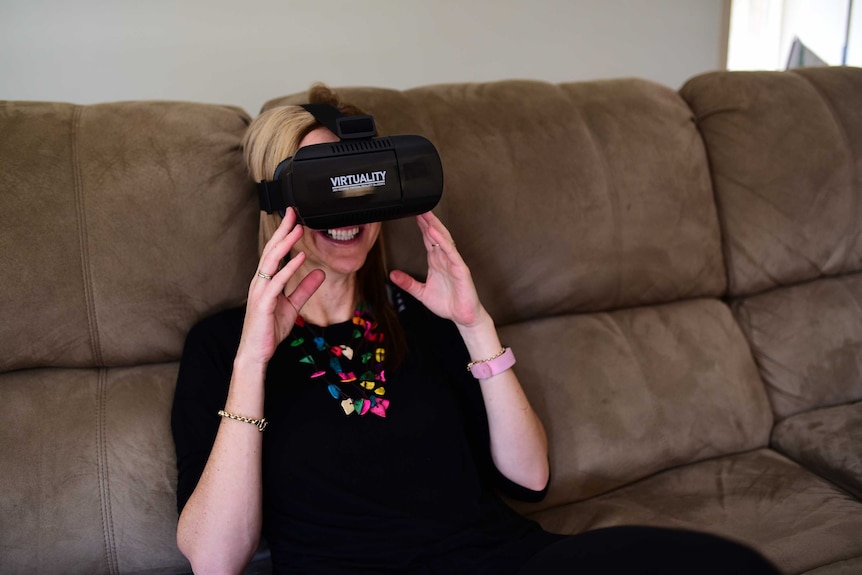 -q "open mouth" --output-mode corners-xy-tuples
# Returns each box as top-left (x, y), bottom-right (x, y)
(323, 226), (361, 242)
